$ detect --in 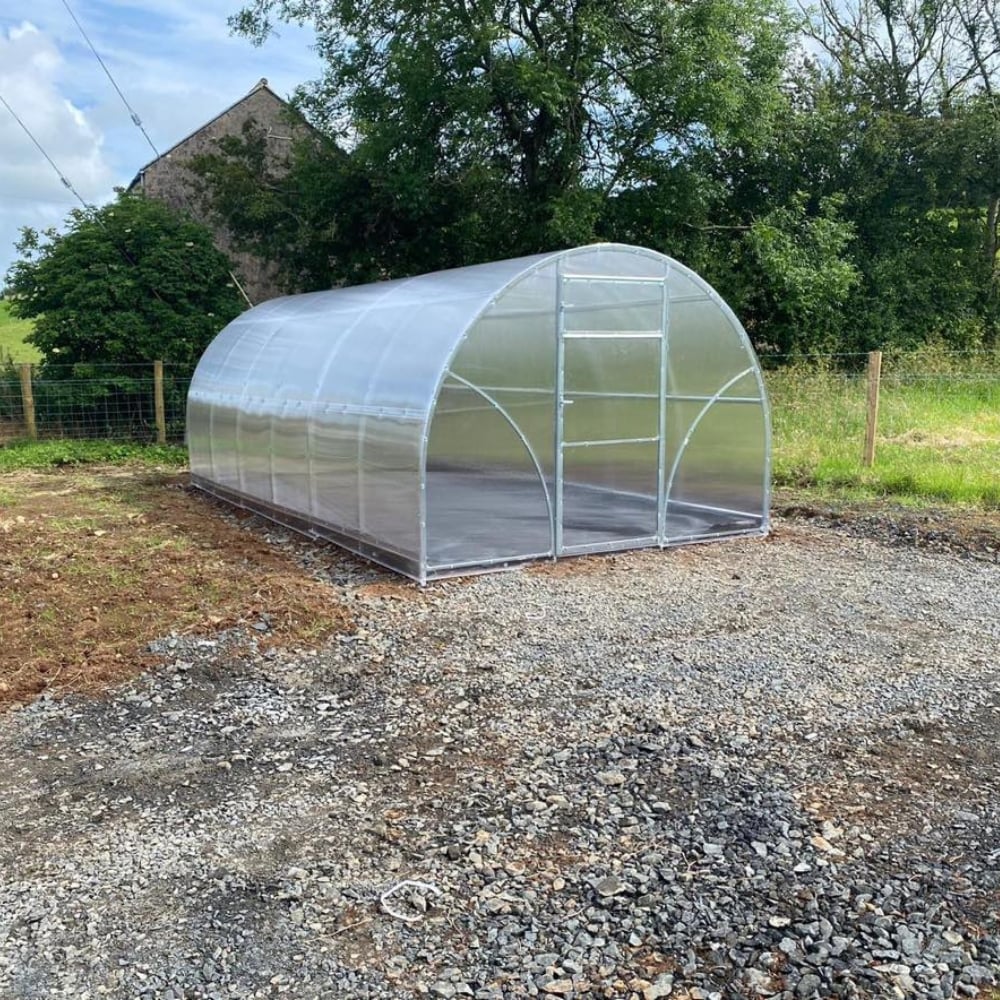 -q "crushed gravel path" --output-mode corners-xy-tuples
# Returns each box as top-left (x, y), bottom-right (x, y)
(0, 520), (998, 1000)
